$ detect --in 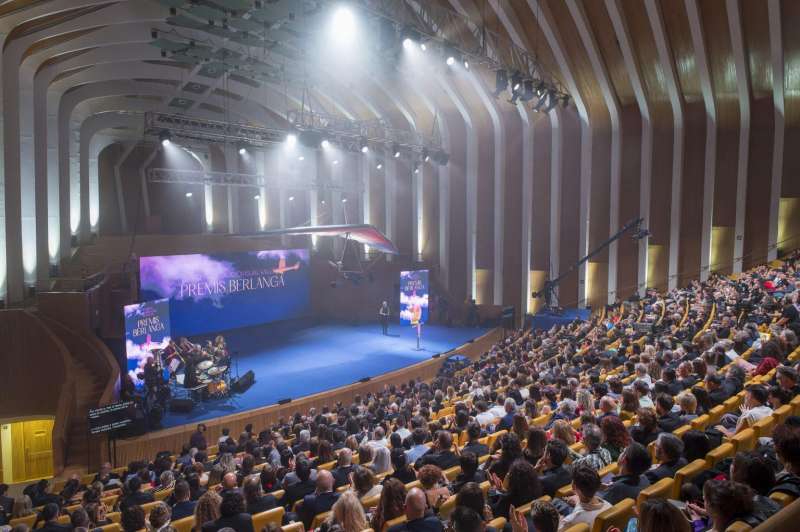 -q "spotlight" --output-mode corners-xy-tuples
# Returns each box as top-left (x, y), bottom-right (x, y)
(542, 92), (558, 113)
(510, 71), (523, 103)
(361, 146), (369, 154)
(331, 6), (356, 44)
(420, 42), (427, 51)
(288, 195), (295, 201)
(321, 139), (330, 149)
(402, 37), (414, 50)
(342, 197), (348, 203)
(185, 192), (193, 198)
(422, 148), (430, 162)
(158, 130), (172, 146)
(532, 94), (547, 112)
(239, 147), (246, 155)
(446, 56), (455, 66)
(286, 133), (297, 147)
(493, 70), (508, 97)
(394, 150), (401, 158)
(254, 194), (260, 200)
(321, 200), (326, 205)
(376, 163), (383, 169)
(359, 137), (368, 153)
(333, 159), (339, 165)
(298, 155), (305, 161)
(413, 162), (420, 174)
(463, 58), (469, 70)
(520, 80), (535, 102)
